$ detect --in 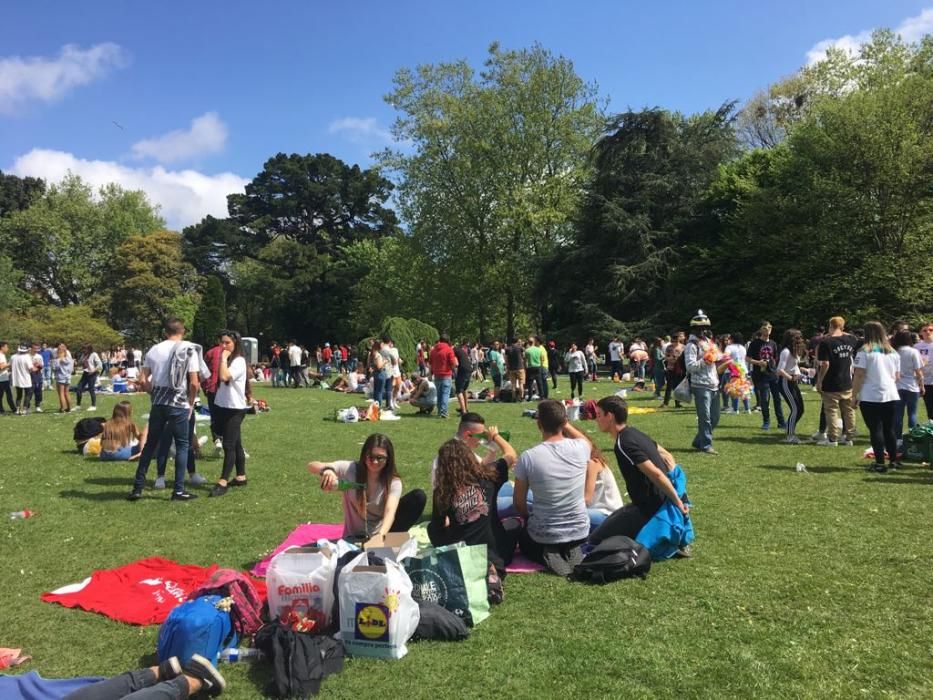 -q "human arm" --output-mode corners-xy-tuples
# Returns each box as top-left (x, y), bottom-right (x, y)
(307, 459), (352, 491)
(219, 350), (232, 382)
(512, 478), (530, 519)
(584, 459), (603, 505)
(776, 349), (796, 381)
(636, 459), (688, 515)
(485, 425), (517, 467)
(186, 371), (200, 411)
(656, 443), (676, 472)
(129, 423), (149, 460)
(379, 479), (403, 537)
(851, 367), (865, 408)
